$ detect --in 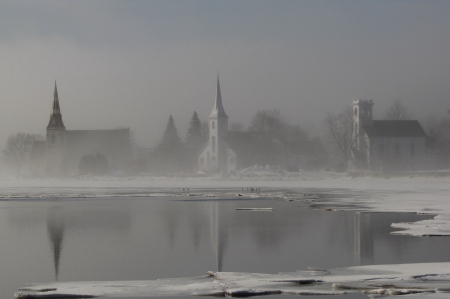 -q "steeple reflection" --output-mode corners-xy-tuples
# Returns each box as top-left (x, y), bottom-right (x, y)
(47, 206), (65, 281)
